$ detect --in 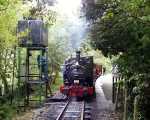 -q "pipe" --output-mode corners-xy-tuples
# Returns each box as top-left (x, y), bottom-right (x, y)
(76, 50), (80, 63)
